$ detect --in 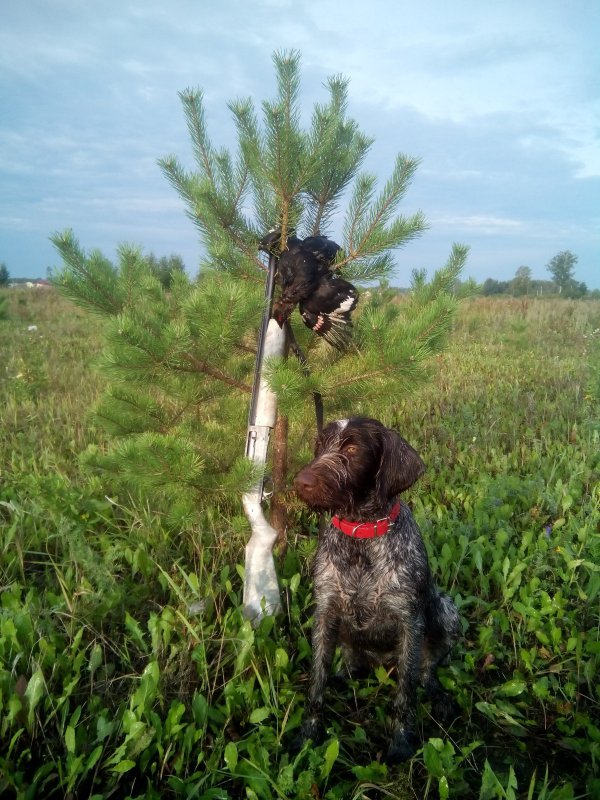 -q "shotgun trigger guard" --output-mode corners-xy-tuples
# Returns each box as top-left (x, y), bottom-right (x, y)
(261, 476), (273, 501)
